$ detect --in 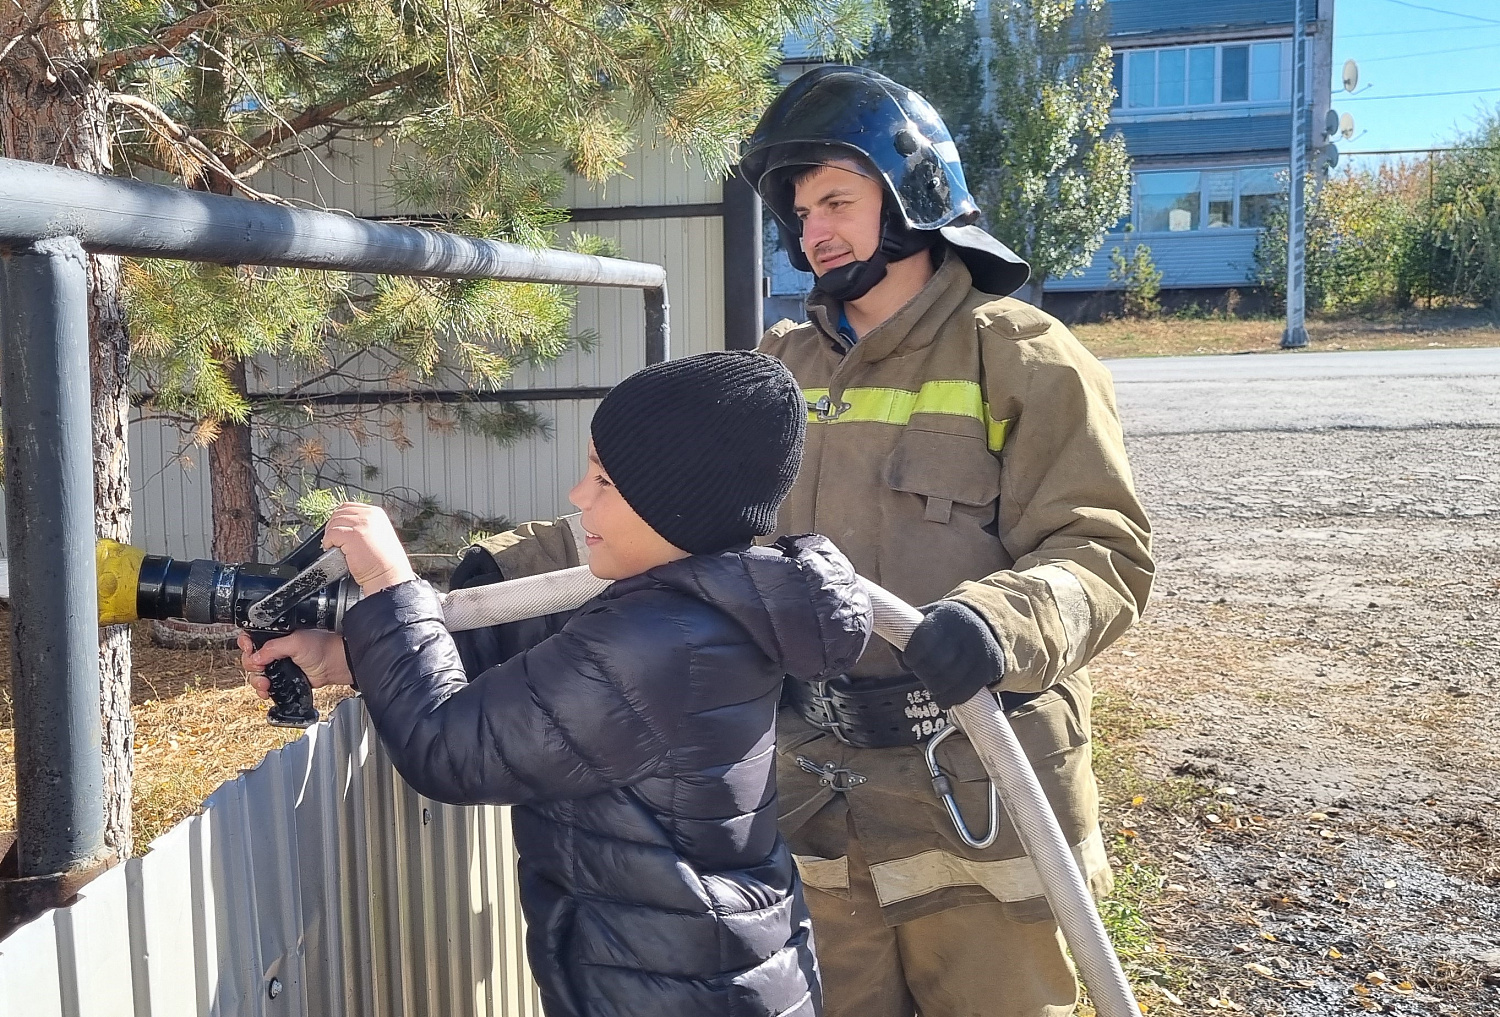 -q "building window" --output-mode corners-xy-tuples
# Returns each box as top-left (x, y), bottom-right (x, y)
(1132, 167), (1286, 233)
(1188, 46), (1216, 105)
(1221, 45), (1249, 102)
(1127, 49), (1155, 108)
(1138, 172), (1202, 233)
(1250, 42), (1283, 102)
(1237, 168), (1284, 228)
(1118, 40), (1288, 110)
(1205, 171), (1236, 228)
